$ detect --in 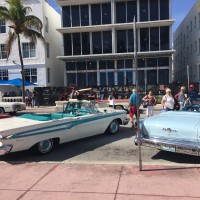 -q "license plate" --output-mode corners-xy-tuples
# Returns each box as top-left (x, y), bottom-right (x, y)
(161, 145), (176, 152)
